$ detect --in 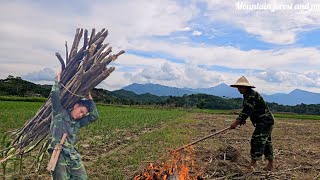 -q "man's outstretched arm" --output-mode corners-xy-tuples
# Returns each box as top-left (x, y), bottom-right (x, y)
(51, 69), (64, 116)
